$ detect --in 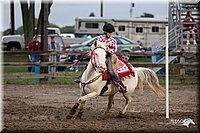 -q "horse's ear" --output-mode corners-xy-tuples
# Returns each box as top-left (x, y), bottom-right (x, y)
(91, 40), (97, 50)
(94, 40), (97, 47)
